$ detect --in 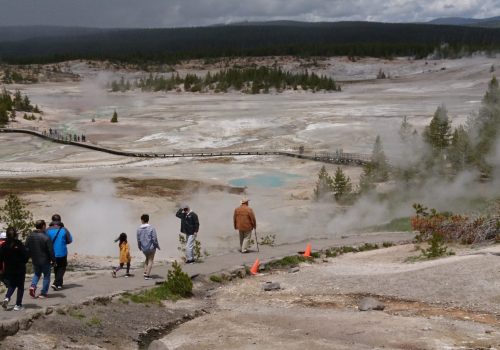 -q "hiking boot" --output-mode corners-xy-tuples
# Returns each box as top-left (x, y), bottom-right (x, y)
(37, 293), (48, 299)
(185, 259), (195, 264)
(29, 286), (36, 298)
(13, 305), (24, 311)
(144, 275), (151, 280)
(125, 274), (131, 278)
(111, 270), (117, 278)
(1, 298), (9, 309)
(51, 284), (57, 291)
